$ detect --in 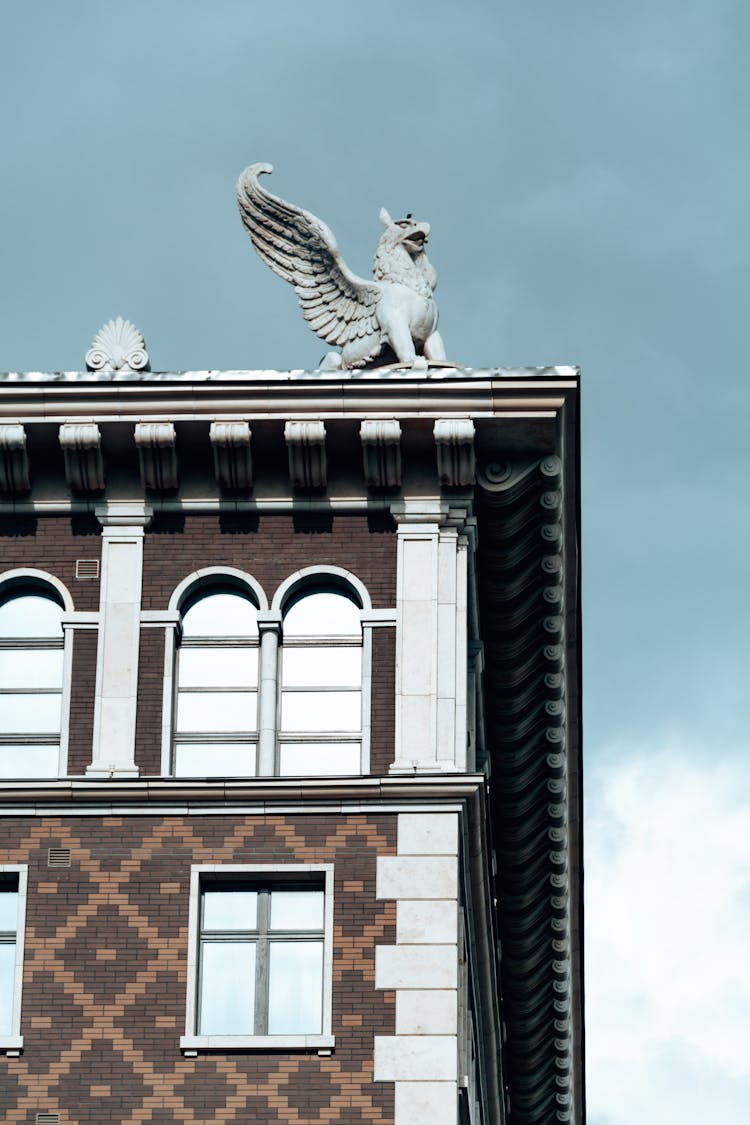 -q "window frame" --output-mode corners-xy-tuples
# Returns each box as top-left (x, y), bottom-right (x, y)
(181, 864), (335, 1054)
(0, 571), (75, 780)
(273, 568), (373, 778)
(0, 864), (27, 1054)
(168, 573), (266, 778)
